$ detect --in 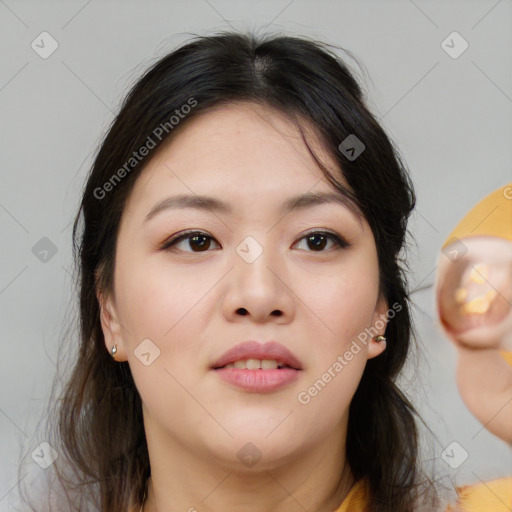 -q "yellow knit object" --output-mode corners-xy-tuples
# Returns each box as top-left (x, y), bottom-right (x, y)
(441, 182), (512, 249)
